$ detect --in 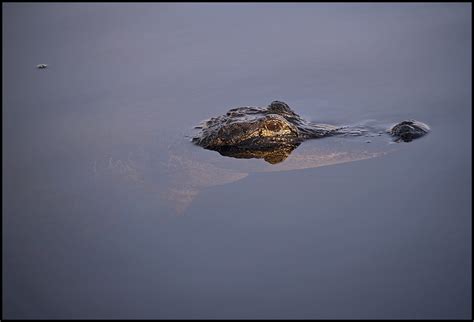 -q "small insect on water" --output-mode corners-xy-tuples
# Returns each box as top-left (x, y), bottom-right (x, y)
(36, 64), (48, 69)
